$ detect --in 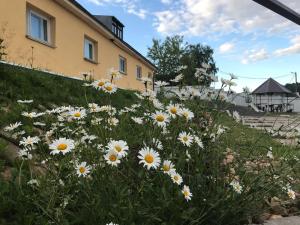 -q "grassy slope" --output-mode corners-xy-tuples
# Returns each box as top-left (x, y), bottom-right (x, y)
(0, 63), (299, 224)
(1, 62), (298, 156)
(0, 62), (137, 127)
